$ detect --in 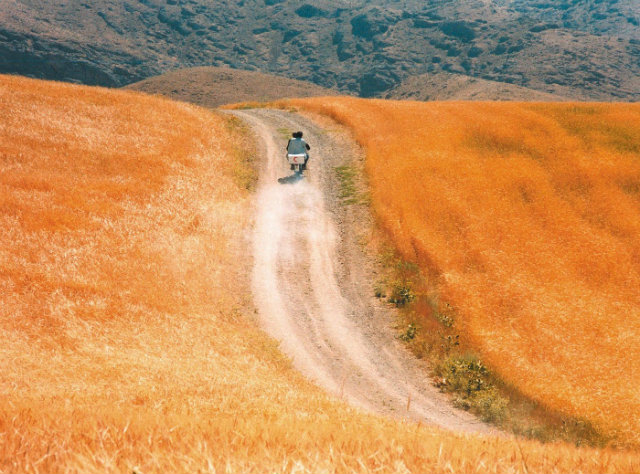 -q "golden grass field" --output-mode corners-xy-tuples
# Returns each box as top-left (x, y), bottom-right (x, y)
(289, 97), (640, 447)
(1, 75), (639, 473)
